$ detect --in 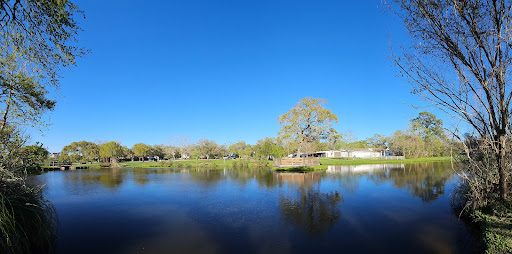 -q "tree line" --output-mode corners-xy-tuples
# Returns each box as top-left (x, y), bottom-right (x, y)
(56, 111), (454, 165)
